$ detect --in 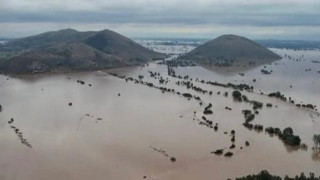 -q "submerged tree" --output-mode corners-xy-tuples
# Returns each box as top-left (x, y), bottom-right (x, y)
(314, 134), (320, 148)
(232, 90), (242, 101)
